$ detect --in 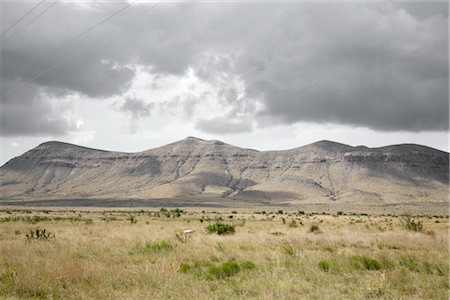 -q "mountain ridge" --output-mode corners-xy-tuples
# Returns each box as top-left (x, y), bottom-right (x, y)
(16, 136), (448, 158)
(0, 137), (448, 210)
